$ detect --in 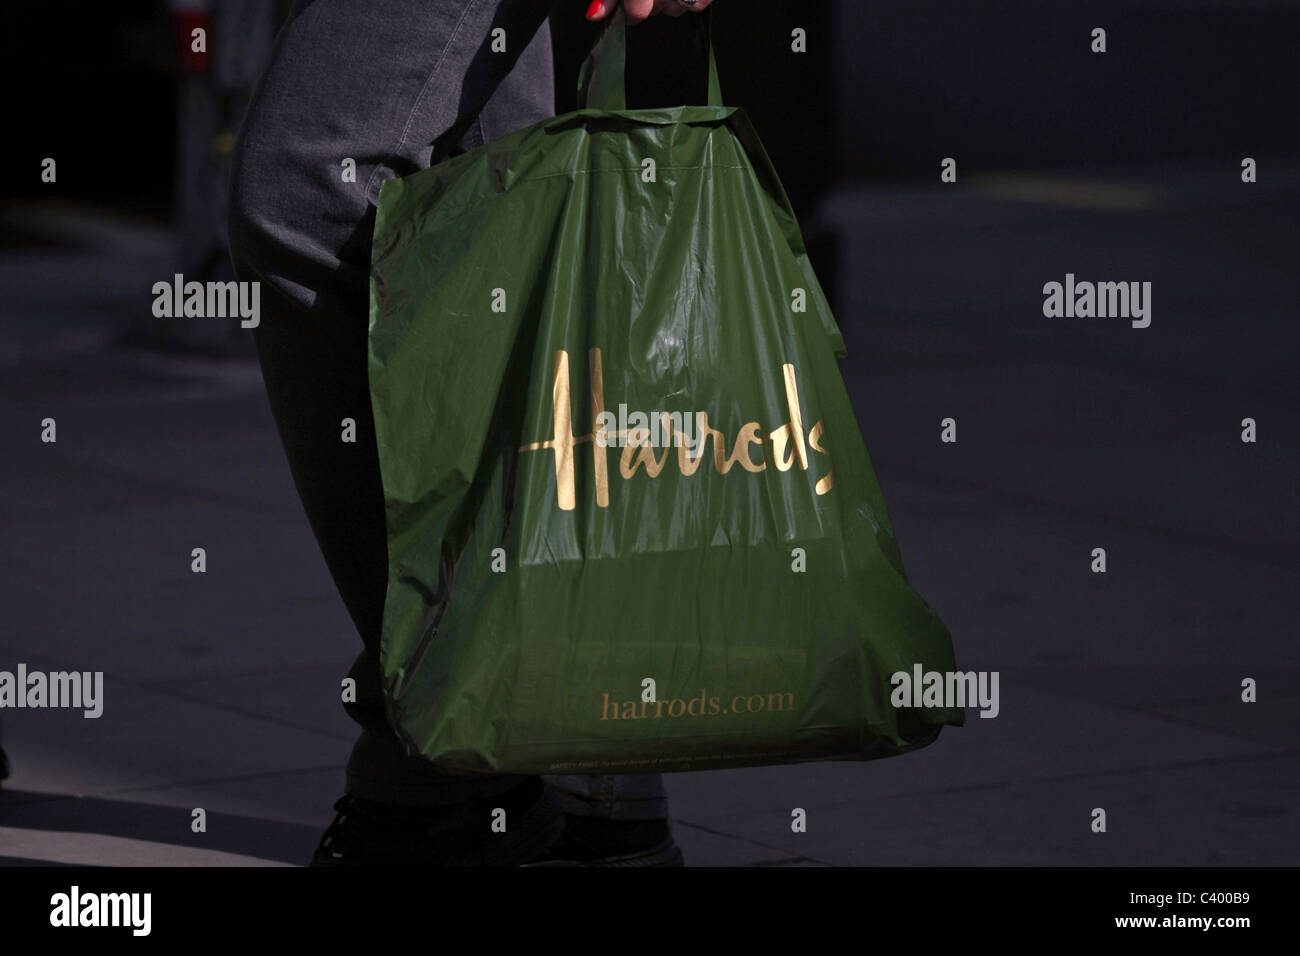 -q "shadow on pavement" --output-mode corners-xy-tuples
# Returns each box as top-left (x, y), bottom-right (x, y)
(0, 790), (315, 866)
